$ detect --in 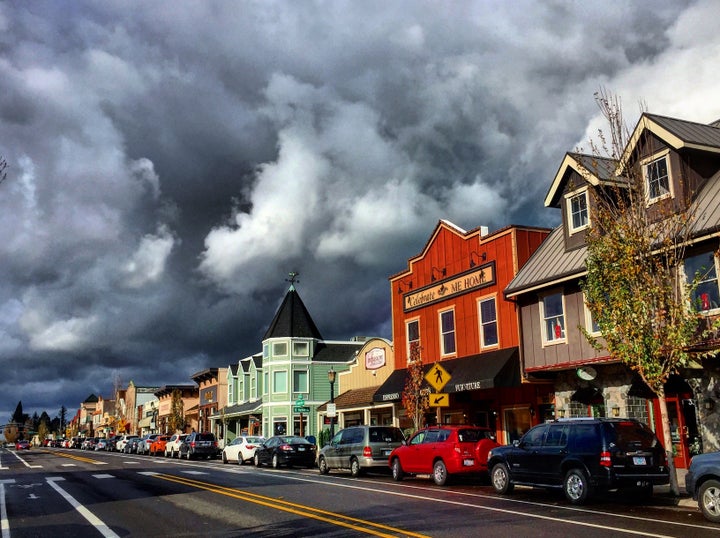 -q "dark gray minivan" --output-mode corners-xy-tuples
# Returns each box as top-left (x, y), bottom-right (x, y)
(318, 425), (405, 477)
